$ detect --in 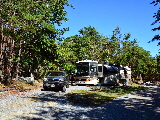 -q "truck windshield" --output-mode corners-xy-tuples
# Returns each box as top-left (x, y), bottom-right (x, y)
(48, 72), (65, 76)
